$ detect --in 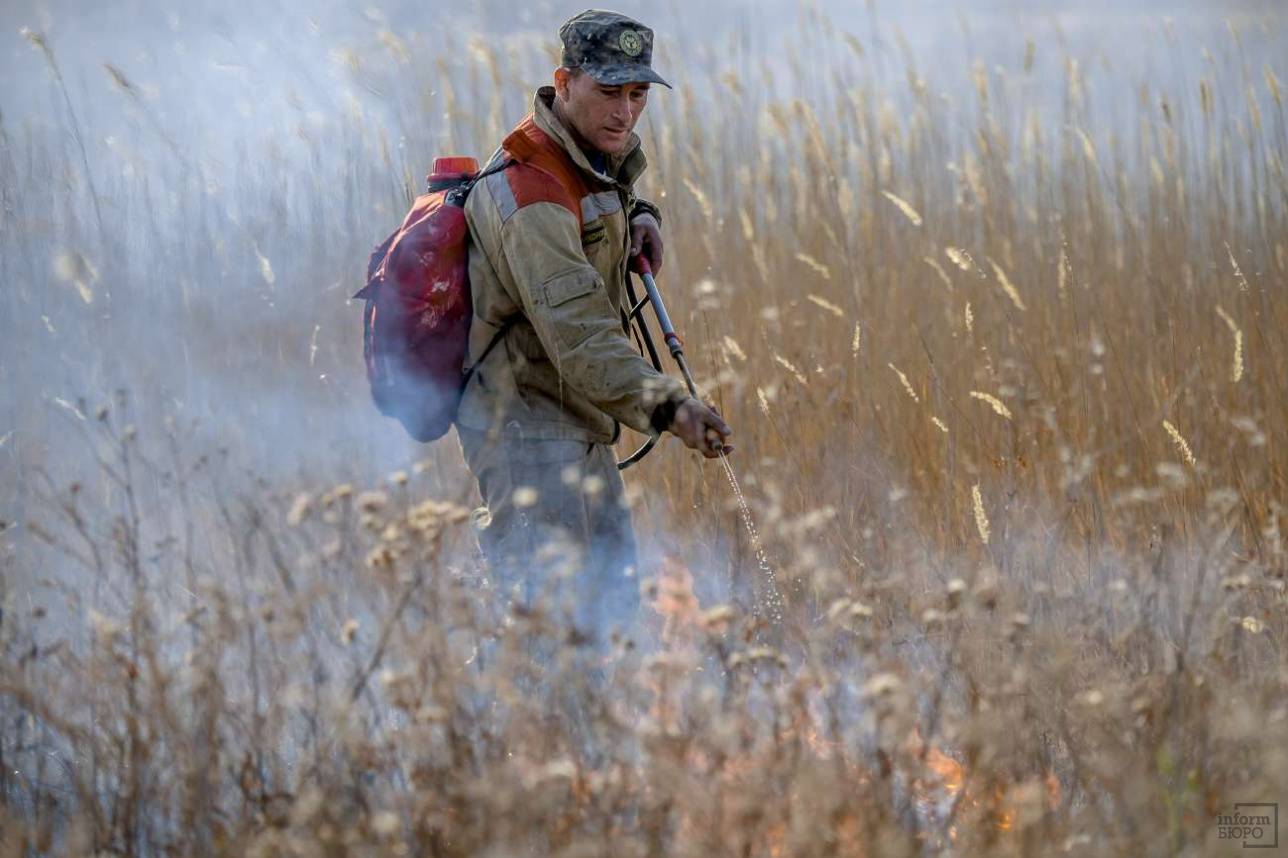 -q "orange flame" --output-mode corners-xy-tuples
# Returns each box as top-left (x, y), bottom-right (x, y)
(923, 743), (965, 796)
(907, 727), (1058, 838)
